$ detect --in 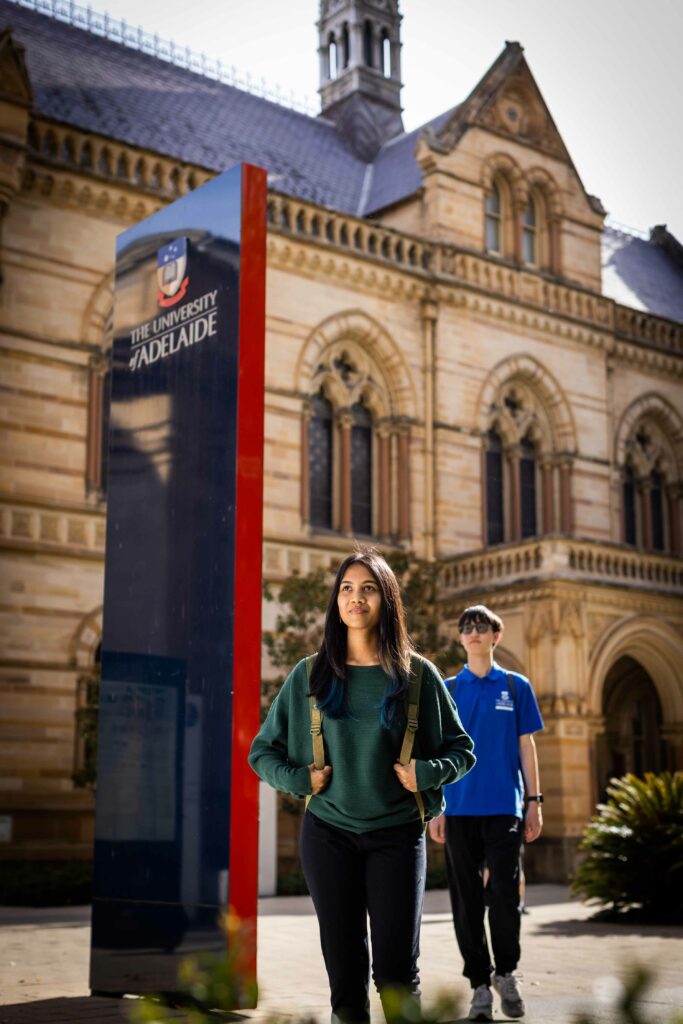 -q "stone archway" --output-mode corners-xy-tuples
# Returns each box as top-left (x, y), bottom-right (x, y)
(589, 615), (683, 795)
(595, 655), (666, 800)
